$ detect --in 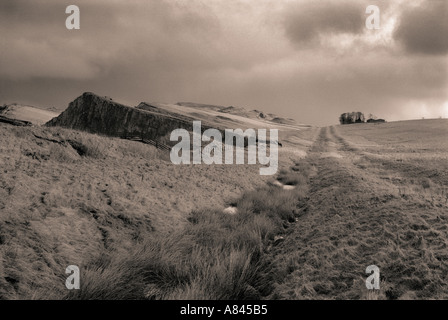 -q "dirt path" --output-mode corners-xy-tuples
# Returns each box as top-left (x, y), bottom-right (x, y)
(269, 126), (448, 300)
